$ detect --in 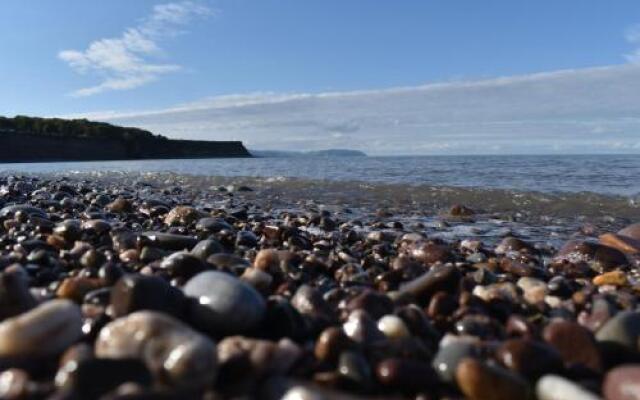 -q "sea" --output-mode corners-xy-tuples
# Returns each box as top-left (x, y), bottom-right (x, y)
(1, 154), (639, 248)
(0, 154), (637, 195)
